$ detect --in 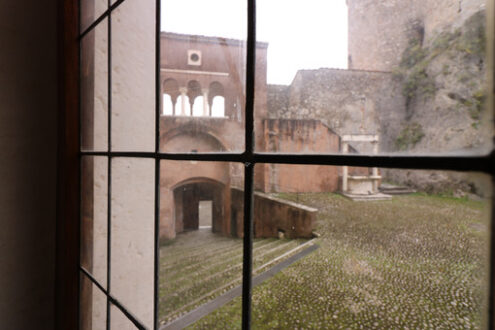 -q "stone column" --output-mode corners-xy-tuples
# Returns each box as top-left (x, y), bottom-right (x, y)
(202, 89), (209, 116)
(179, 87), (187, 116)
(172, 95), (176, 116)
(372, 140), (379, 193)
(342, 142), (348, 192)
